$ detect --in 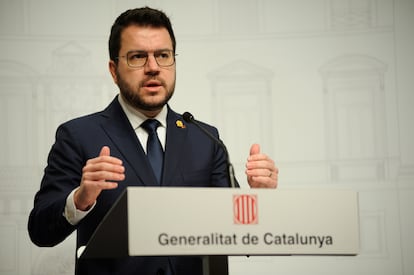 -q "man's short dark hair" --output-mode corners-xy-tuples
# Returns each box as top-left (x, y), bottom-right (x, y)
(108, 7), (176, 62)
